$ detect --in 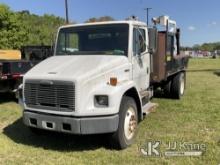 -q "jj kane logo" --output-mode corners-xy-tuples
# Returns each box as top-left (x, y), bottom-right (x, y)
(140, 141), (161, 157)
(140, 141), (206, 157)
